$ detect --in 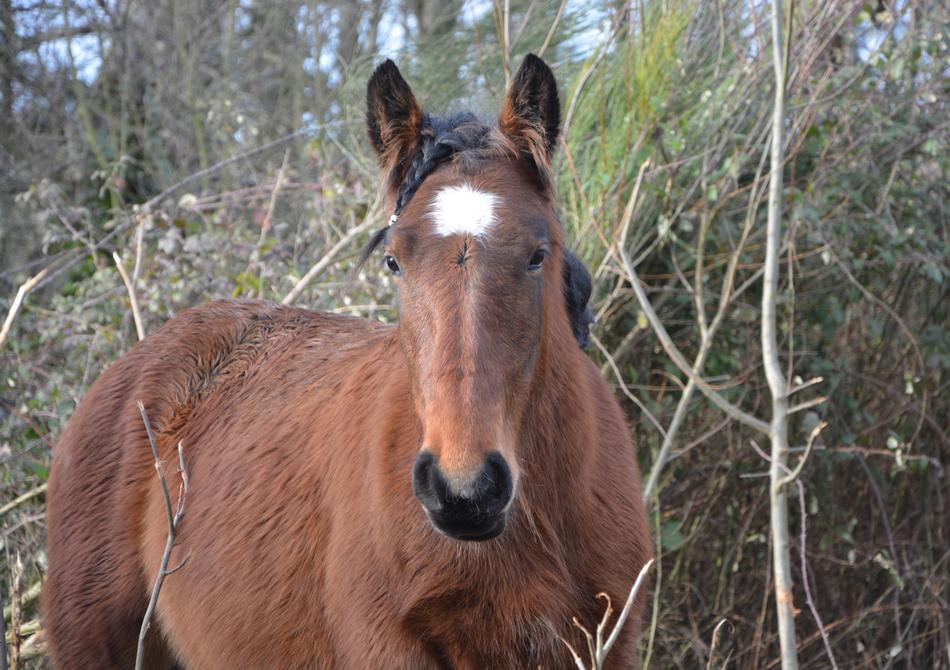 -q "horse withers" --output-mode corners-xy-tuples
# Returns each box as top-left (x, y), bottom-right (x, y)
(43, 54), (652, 669)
